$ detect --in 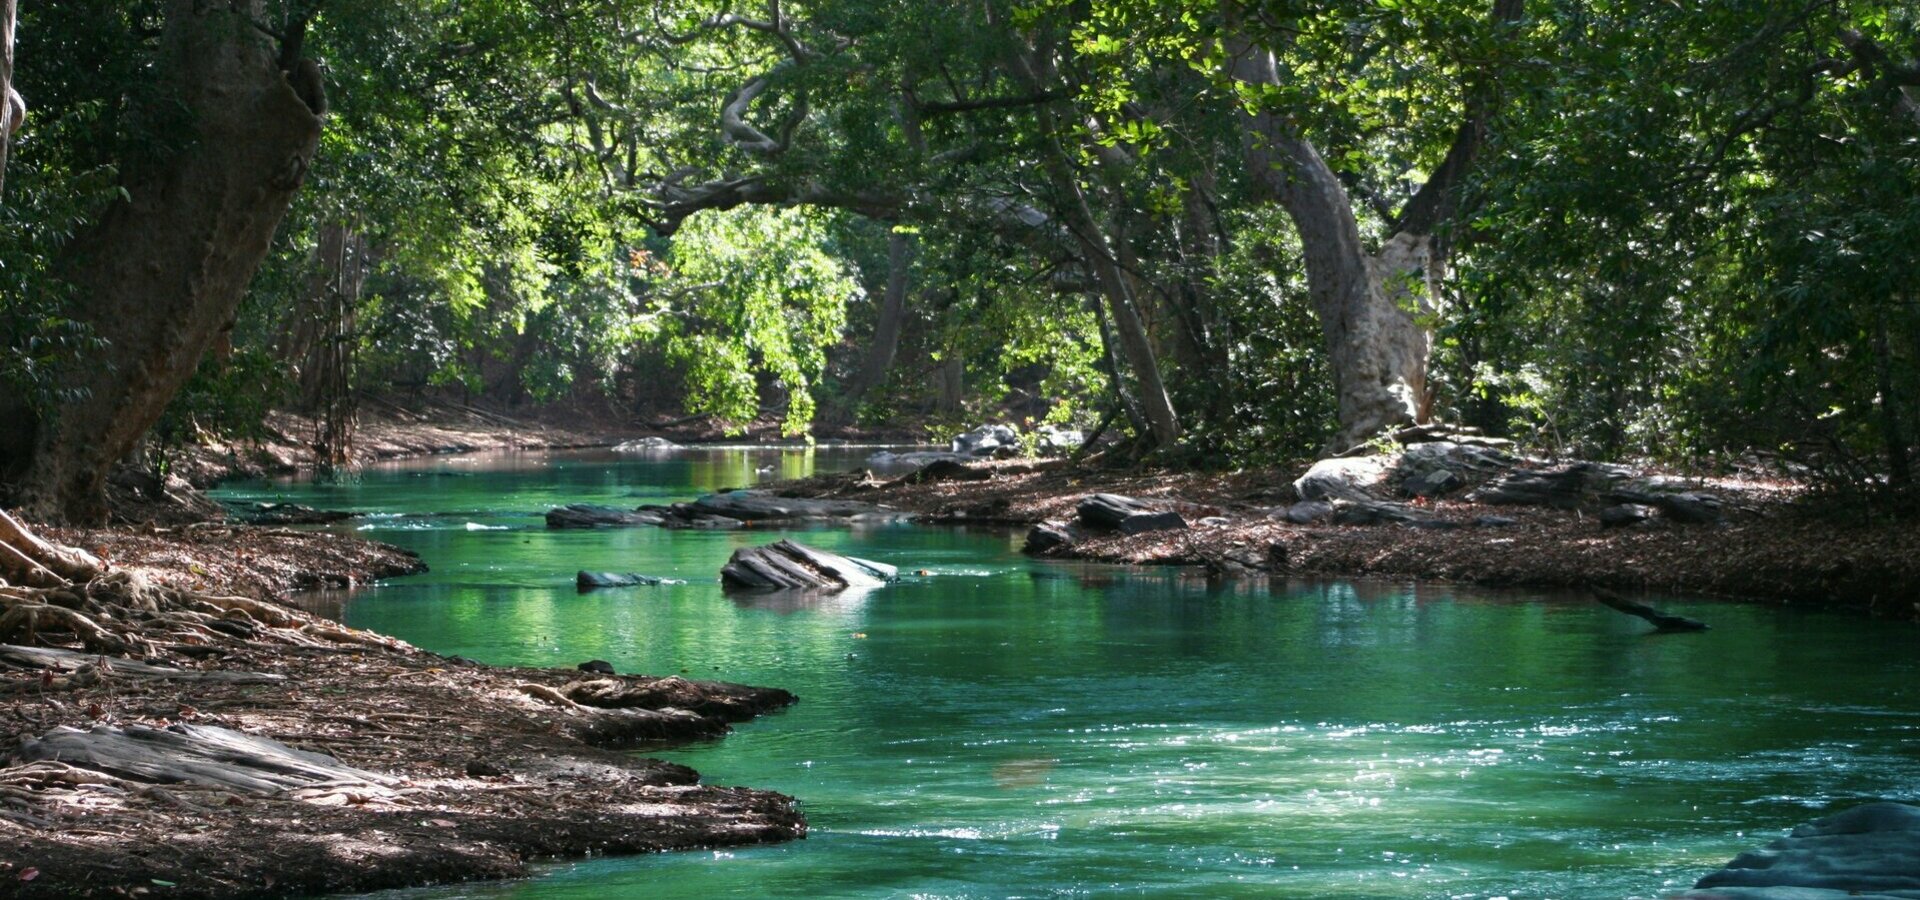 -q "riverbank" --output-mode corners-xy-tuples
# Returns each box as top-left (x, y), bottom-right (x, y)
(778, 459), (1920, 618)
(0, 520), (805, 898)
(172, 395), (929, 491)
